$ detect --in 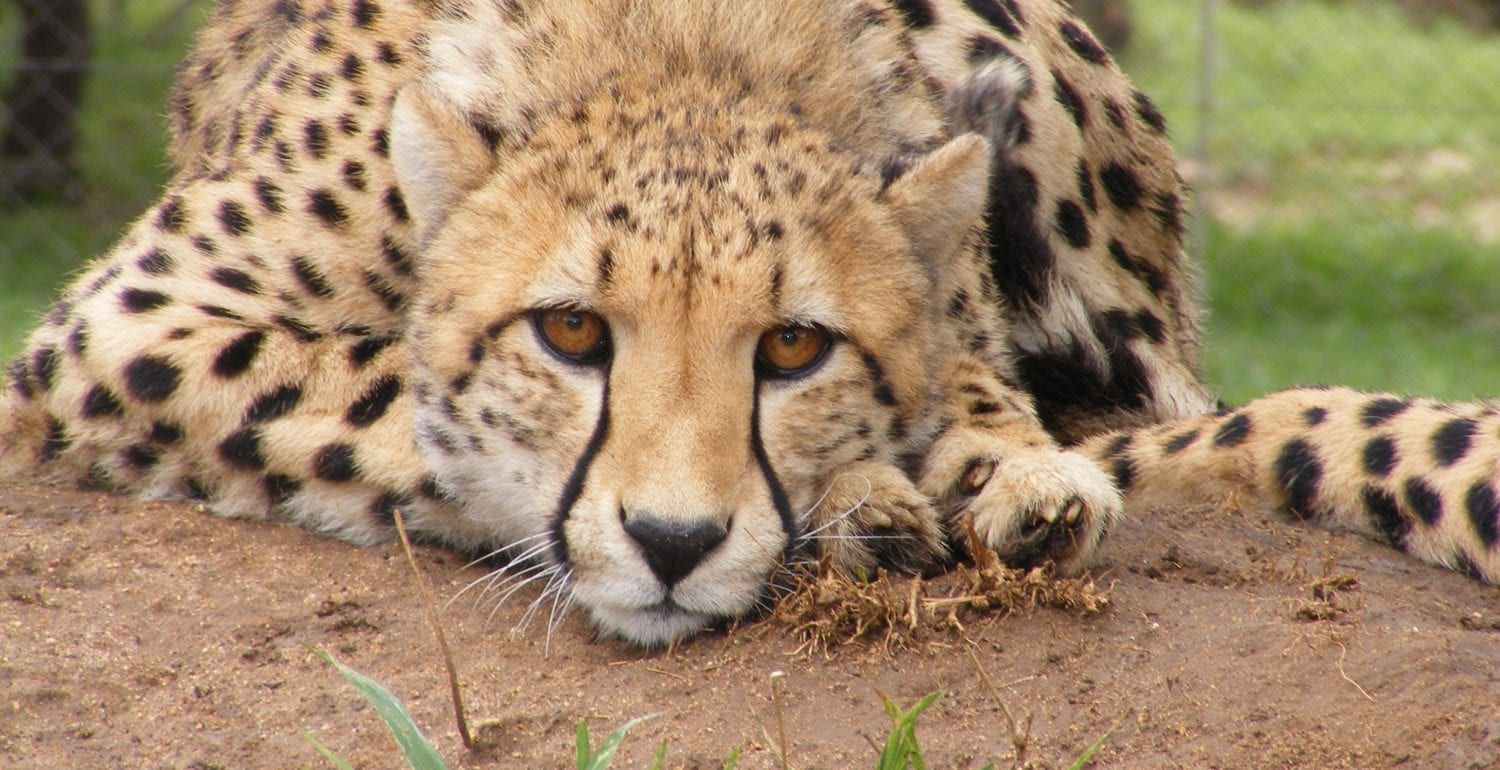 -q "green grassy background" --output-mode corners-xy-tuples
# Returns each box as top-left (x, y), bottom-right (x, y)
(1, 0), (1497, 403)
